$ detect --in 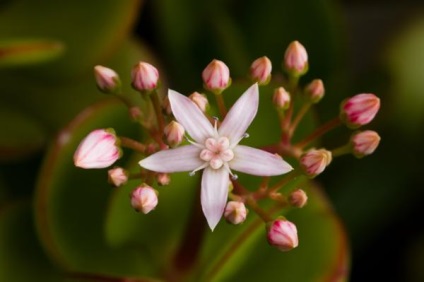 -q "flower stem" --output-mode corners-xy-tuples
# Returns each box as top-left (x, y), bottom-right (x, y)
(331, 143), (352, 157)
(66, 272), (159, 282)
(150, 91), (166, 134)
(119, 136), (146, 153)
(245, 196), (273, 222)
(289, 102), (311, 137)
(294, 117), (341, 149)
(214, 93), (227, 118)
(268, 170), (300, 194)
